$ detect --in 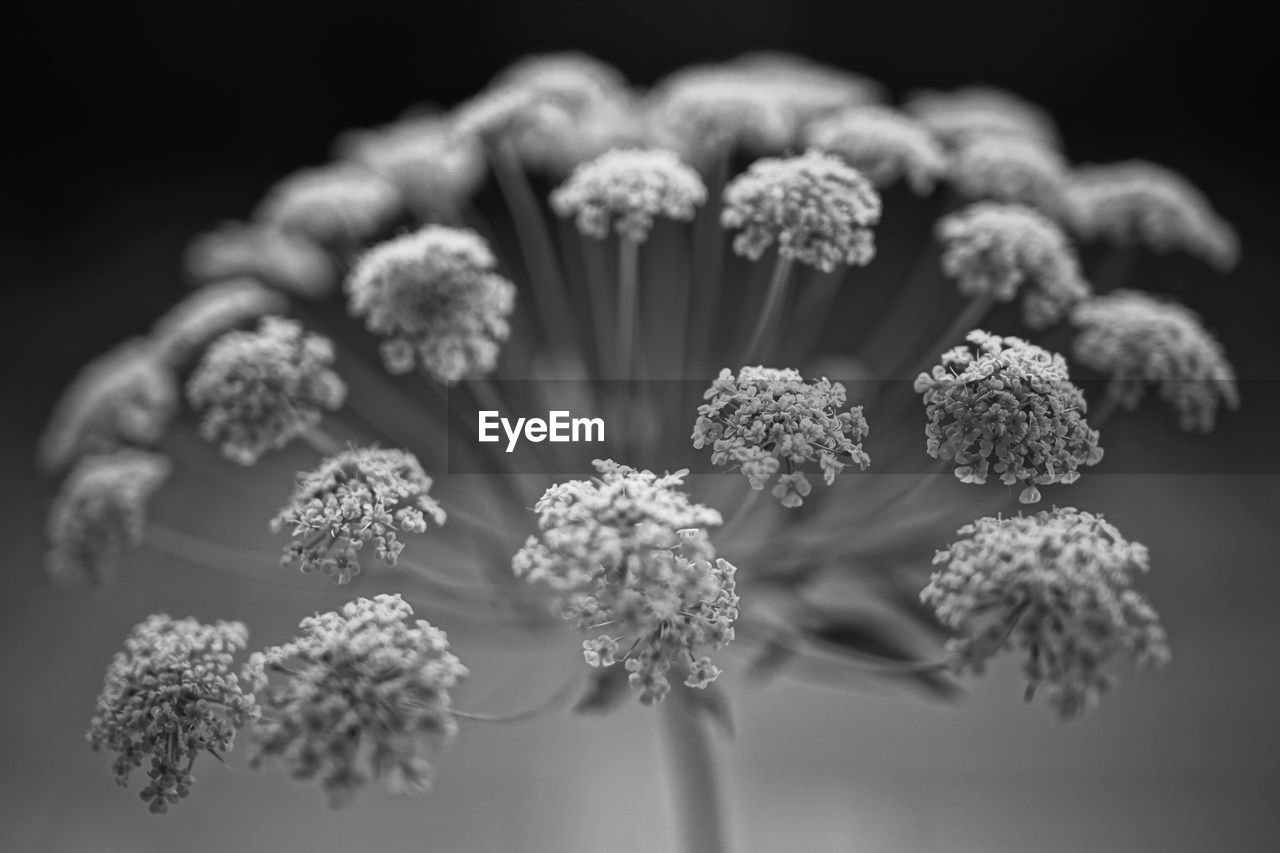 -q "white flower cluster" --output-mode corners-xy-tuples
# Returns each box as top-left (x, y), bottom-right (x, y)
(923, 508), (1170, 719)
(254, 164), (402, 247)
(39, 340), (178, 473)
(947, 134), (1071, 219)
(346, 225), (516, 383)
(1071, 290), (1238, 431)
(88, 615), (256, 812)
(512, 460), (737, 704)
(550, 148), (706, 243)
(721, 149), (882, 272)
(692, 366), (871, 507)
(914, 331), (1104, 503)
(937, 202), (1091, 327)
(271, 446), (446, 584)
(805, 106), (948, 195)
(46, 449), (172, 587)
(187, 316), (347, 465)
(244, 595), (466, 807)
(904, 86), (1062, 150)
(1067, 160), (1240, 270)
